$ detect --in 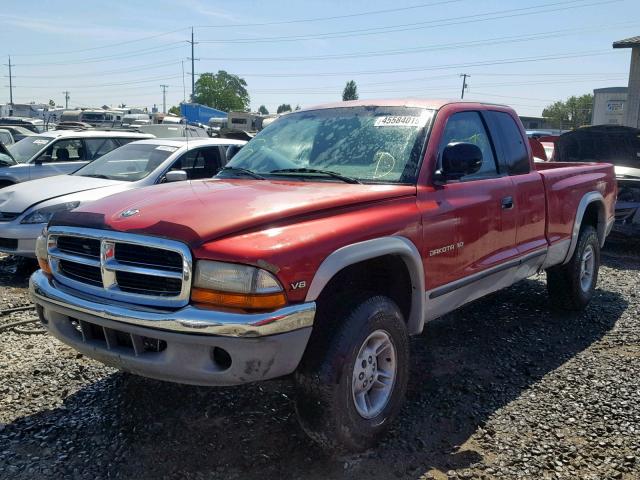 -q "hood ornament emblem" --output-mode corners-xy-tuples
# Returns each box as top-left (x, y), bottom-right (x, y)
(120, 208), (140, 218)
